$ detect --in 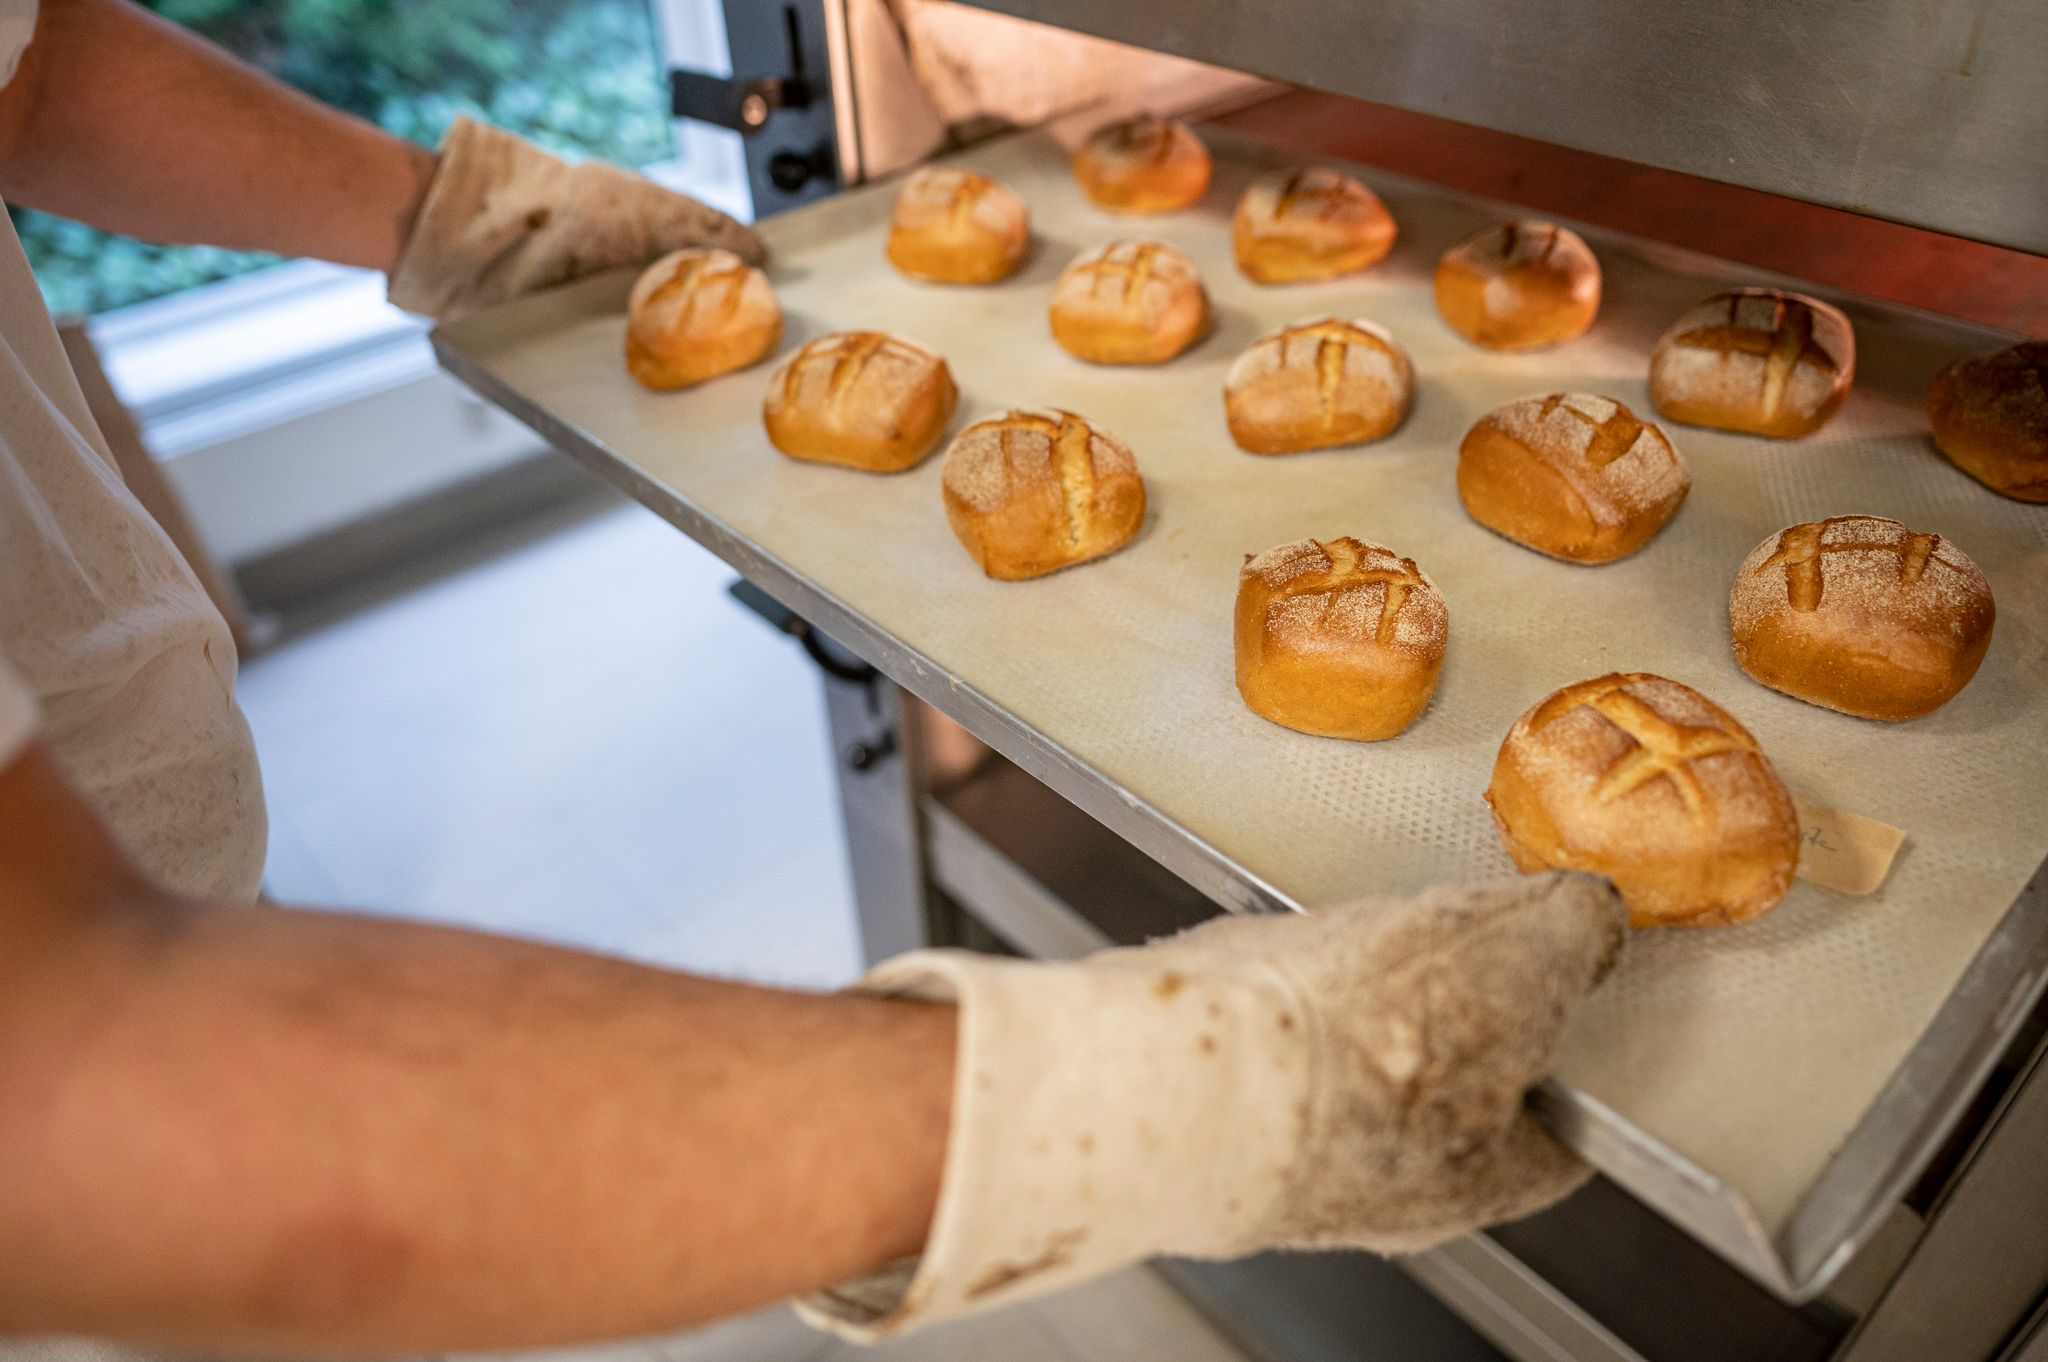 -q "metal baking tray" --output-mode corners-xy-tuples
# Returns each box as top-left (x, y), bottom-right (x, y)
(432, 121), (2048, 1303)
